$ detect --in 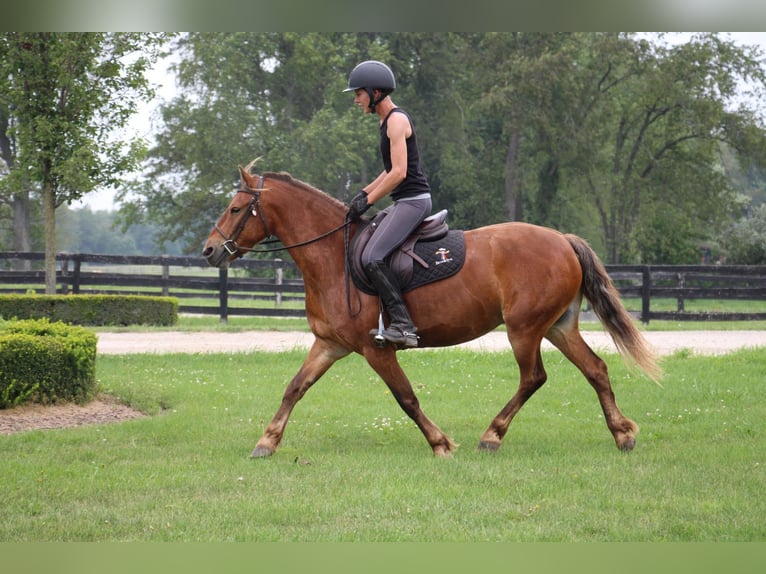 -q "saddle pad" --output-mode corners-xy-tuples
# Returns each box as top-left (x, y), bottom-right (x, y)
(350, 230), (466, 295)
(400, 230), (465, 292)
